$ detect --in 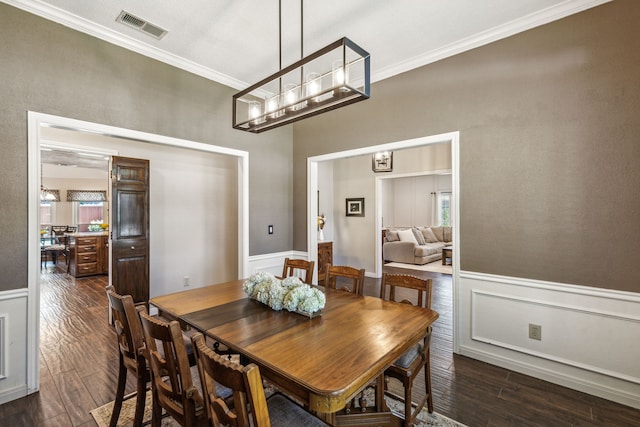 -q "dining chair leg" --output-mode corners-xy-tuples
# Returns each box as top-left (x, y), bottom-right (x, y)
(151, 390), (162, 427)
(109, 355), (128, 427)
(404, 377), (413, 427)
(133, 362), (147, 427)
(425, 356), (433, 413)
